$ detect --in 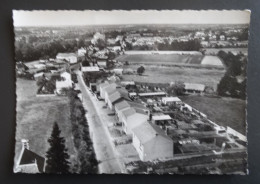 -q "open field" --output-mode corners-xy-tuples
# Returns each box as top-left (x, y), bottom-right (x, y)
(180, 96), (246, 135)
(122, 65), (225, 90)
(15, 79), (76, 166)
(116, 54), (204, 66)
